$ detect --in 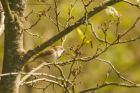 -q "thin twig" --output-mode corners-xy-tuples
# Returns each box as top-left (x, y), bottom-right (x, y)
(79, 82), (140, 93)
(95, 58), (136, 84)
